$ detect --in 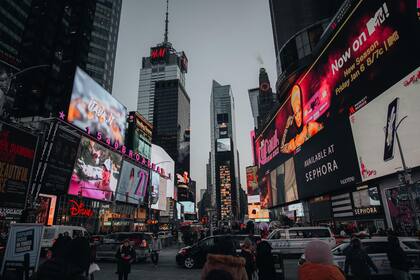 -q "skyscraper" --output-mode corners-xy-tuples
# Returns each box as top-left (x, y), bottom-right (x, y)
(137, 1), (188, 123)
(210, 80), (240, 221)
(86, 0), (122, 93)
